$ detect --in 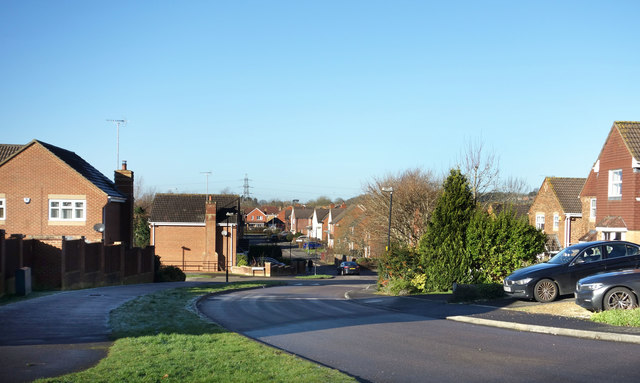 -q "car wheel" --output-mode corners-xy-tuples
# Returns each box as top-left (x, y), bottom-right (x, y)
(533, 279), (558, 303)
(603, 287), (637, 310)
